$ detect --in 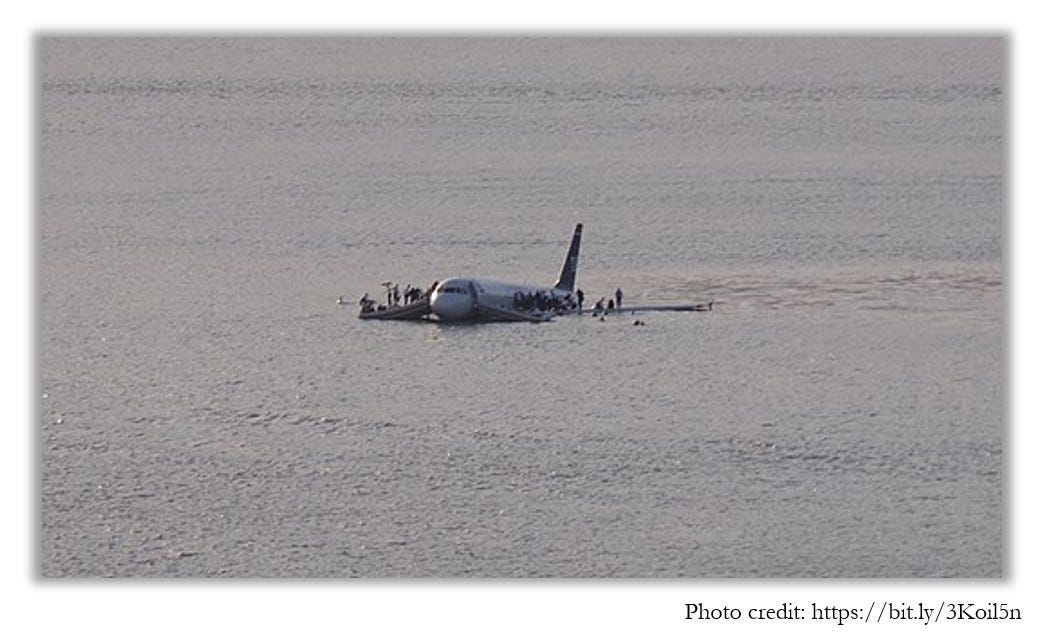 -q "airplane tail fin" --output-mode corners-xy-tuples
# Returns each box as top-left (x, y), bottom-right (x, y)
(554, 223), (582, 292)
